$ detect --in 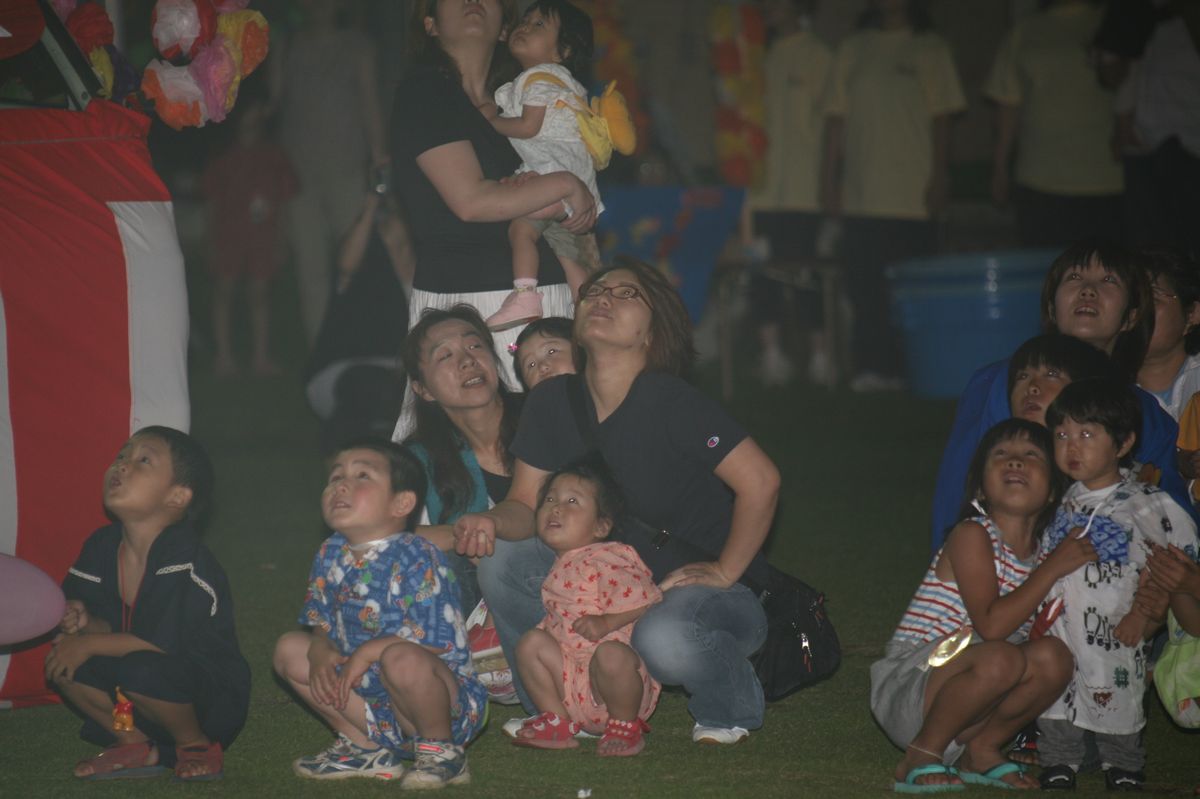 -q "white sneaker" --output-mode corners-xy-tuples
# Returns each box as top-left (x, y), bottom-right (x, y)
(692, 723), (749, 745)
(502, 714), (598, 739)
